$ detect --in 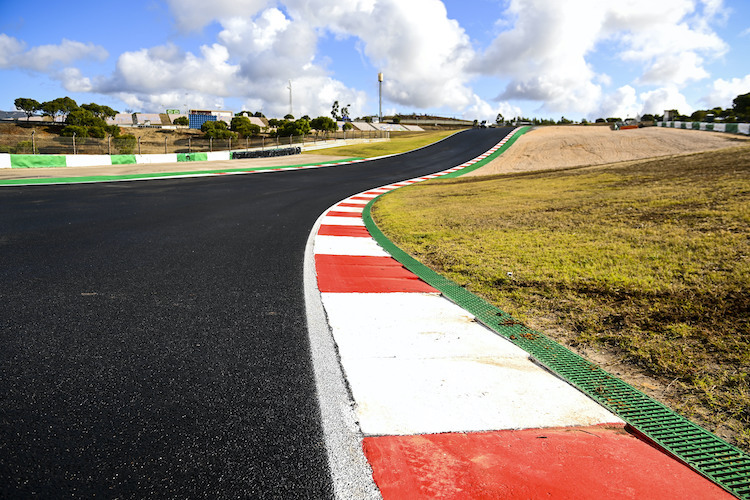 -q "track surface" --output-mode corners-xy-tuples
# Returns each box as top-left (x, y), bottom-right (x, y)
(0, 128), (512, 497)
